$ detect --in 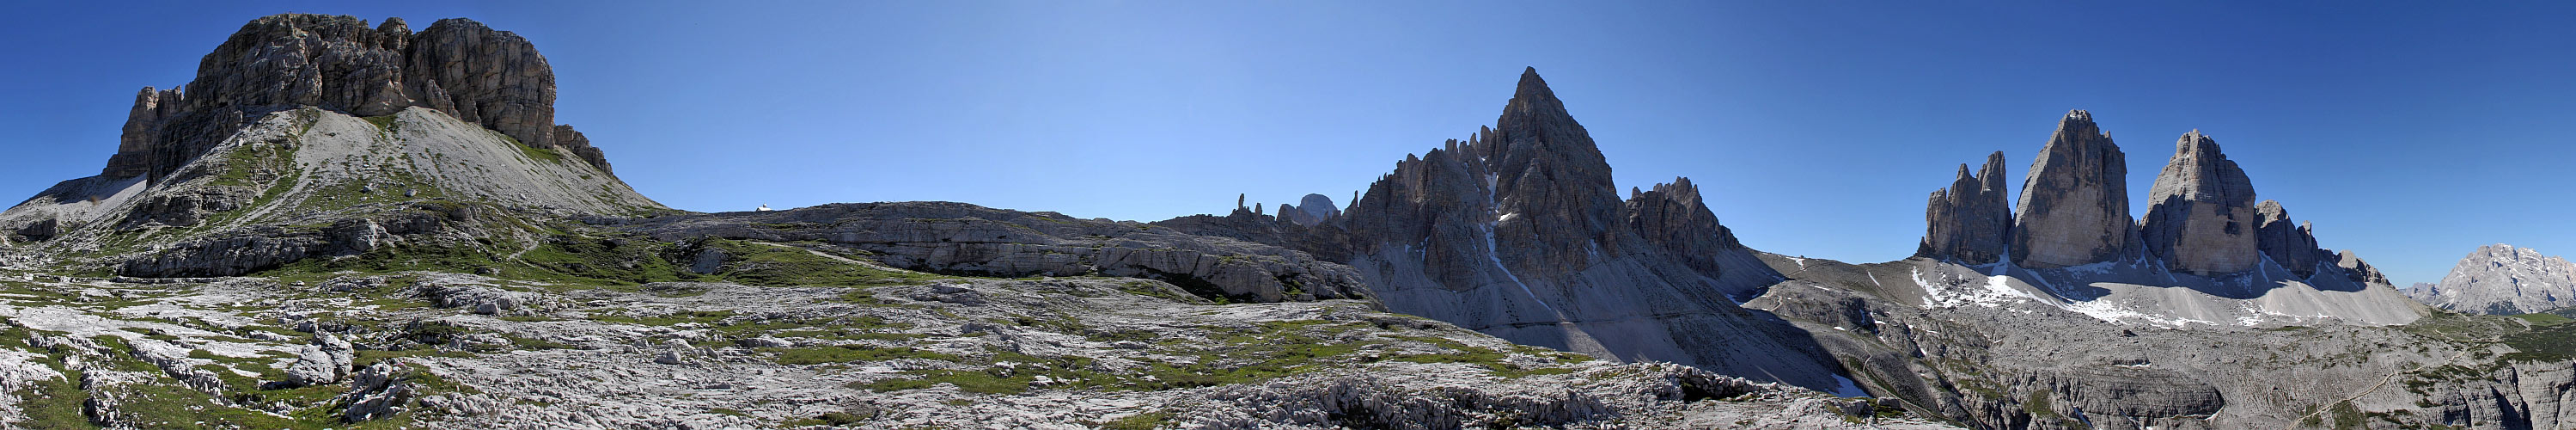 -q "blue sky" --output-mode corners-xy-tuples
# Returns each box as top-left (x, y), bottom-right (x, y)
(3, 1), (2572, 286)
